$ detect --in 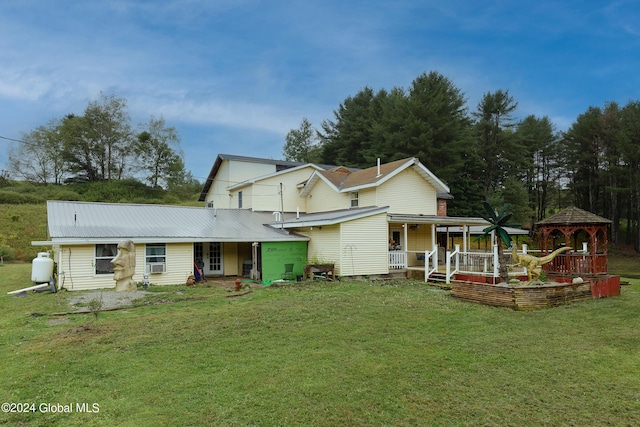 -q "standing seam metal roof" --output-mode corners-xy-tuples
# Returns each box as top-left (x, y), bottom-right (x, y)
(46, 201), (308, 243)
